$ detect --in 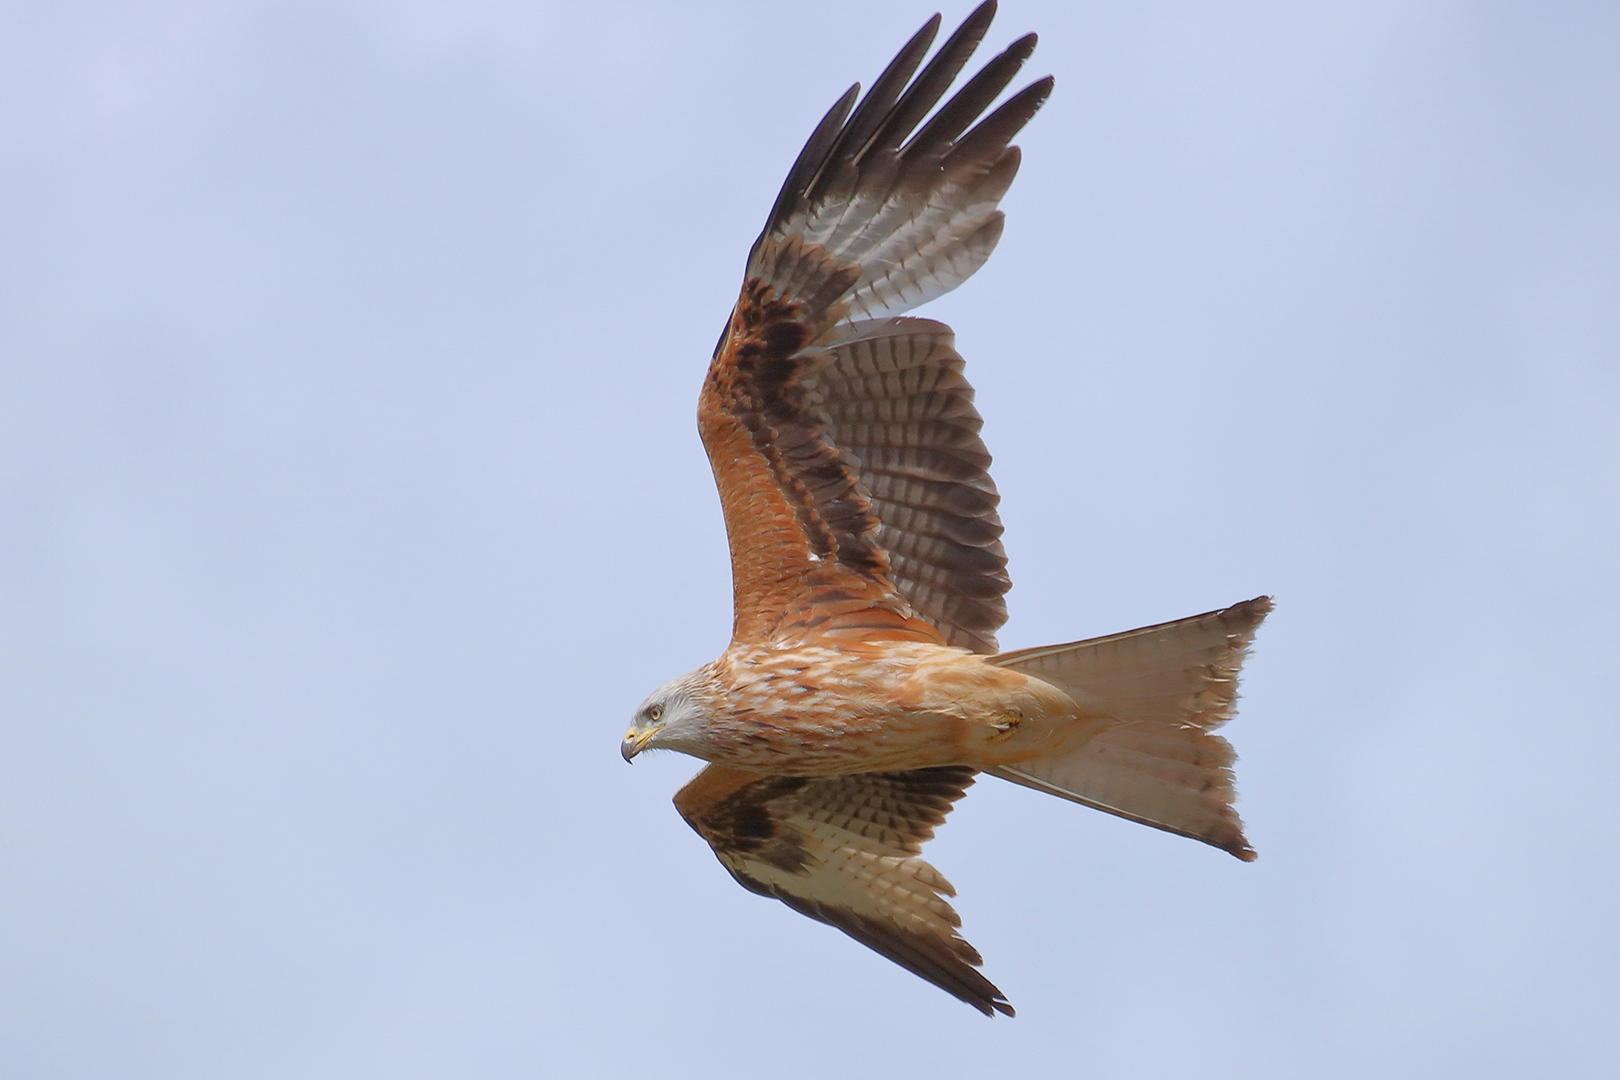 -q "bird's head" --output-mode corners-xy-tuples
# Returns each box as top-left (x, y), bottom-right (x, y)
(622, 670), (713, 763)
